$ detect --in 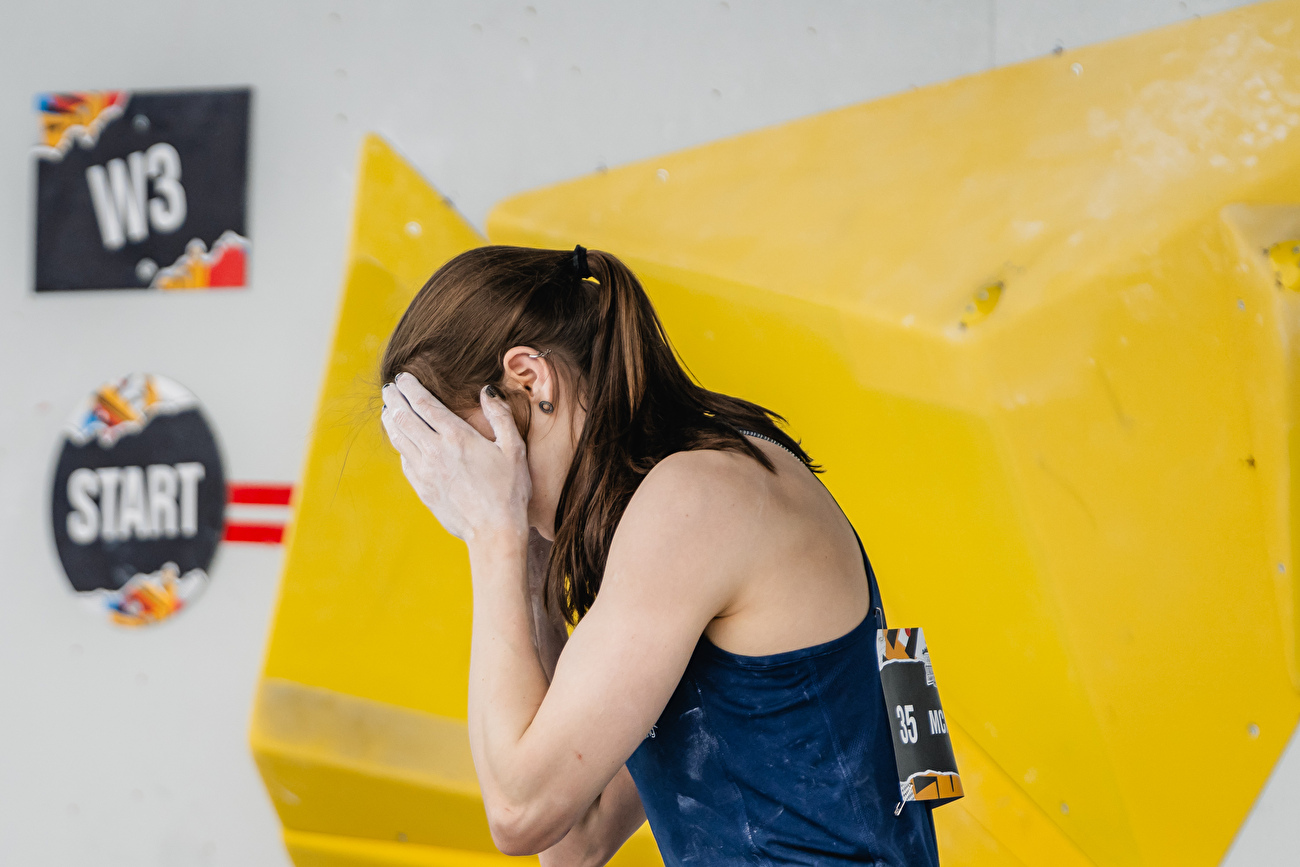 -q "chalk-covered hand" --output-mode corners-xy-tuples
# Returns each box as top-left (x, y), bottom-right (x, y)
(381, 373), (531, 544)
